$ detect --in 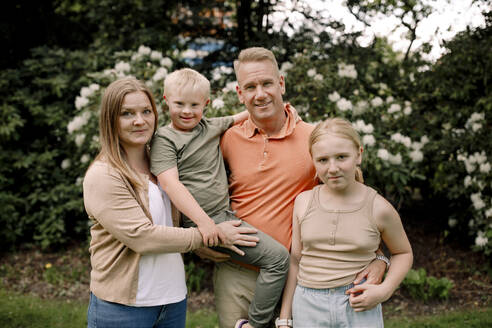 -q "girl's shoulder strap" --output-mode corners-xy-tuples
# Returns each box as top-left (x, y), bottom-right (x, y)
(297, 185), (320, 224)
